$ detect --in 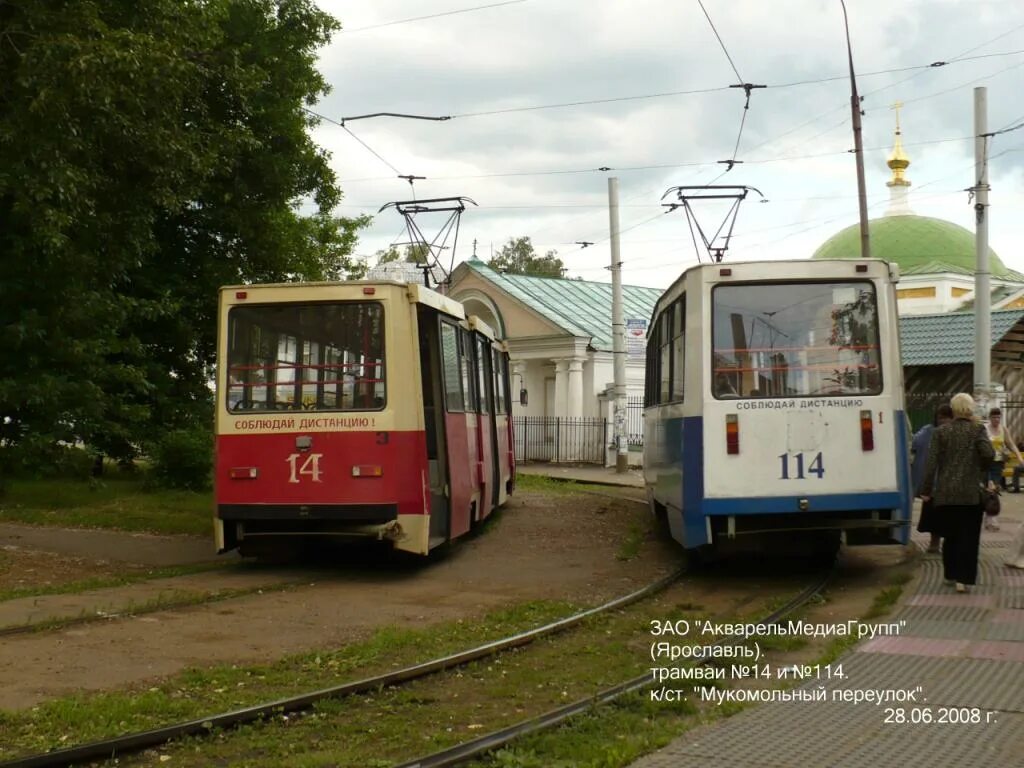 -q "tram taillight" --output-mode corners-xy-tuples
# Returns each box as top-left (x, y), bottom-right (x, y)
(725, 414), (739, 455)
(860, 410), (874, 451)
